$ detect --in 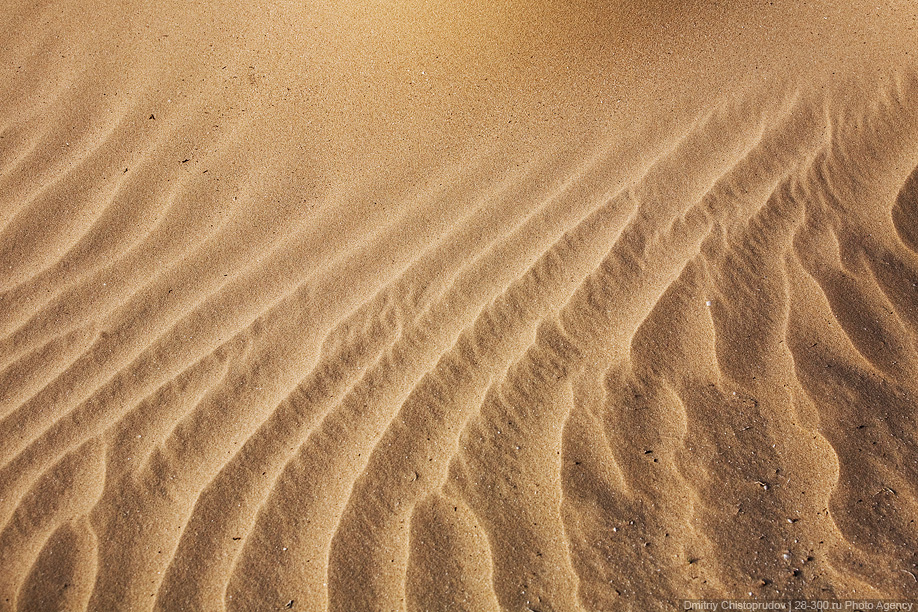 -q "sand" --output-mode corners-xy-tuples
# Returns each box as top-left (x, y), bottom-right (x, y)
(1, 0), (918, 610)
